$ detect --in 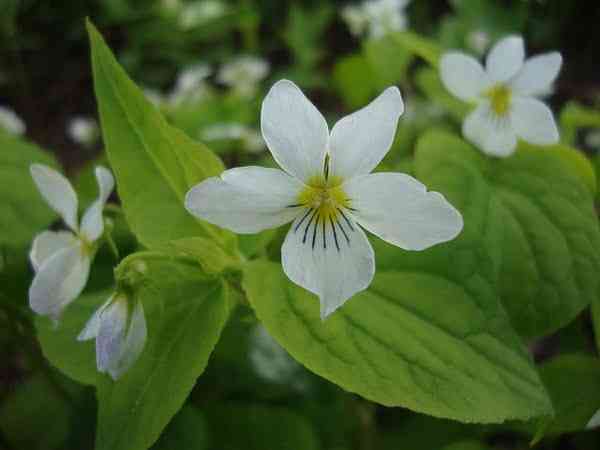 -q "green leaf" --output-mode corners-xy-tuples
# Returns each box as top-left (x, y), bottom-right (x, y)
(593, 292), (600, 353)
(362, 34), (412, 90)
(531, 142), (596, 196)
(332, 54), (375, 109)
(415, 67), (470, 122)
(441, 441), (490, 450)
(559, 101), (600, 145)
(413, 131), (600, 339)
(0, 133), (57, 251)
(151, 405), (209, 450)
(390, 31), (443, 67)
(87, 21), (232, 250)
(36, 289), (109, 386)
(243, 260), (552, 423)
(160, 237), (240, 275)
(205, 403), (320, 450)
(535, 354), (600, 435)
(95, 256), (230, 450)
(238, 229), (278, 259)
